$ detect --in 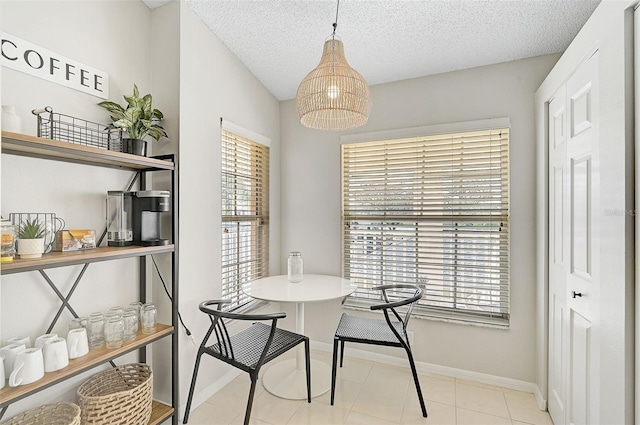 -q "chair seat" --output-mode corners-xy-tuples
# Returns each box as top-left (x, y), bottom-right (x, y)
(206, 322), (306, 370)
(335, 313), (405, 346)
